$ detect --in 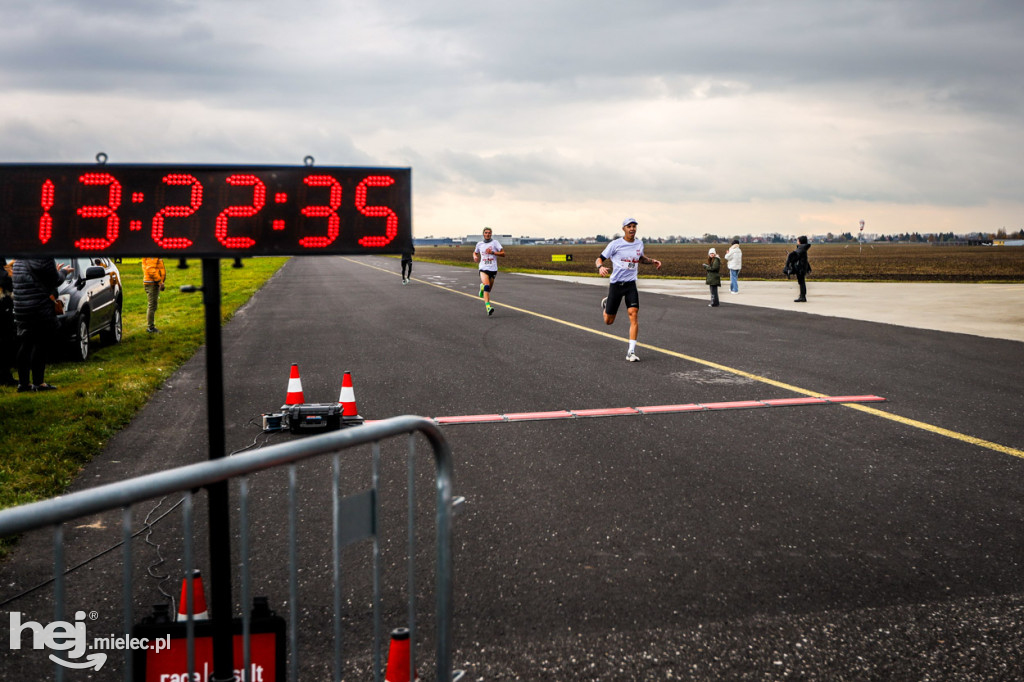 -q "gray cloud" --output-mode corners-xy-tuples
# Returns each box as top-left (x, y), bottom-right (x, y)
(1, 0), (1022, 234)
